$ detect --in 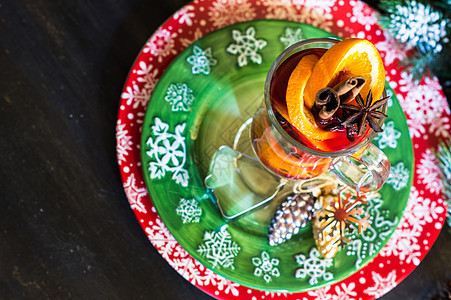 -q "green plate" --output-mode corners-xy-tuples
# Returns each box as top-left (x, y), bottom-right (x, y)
(141, 20), (413, 292)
